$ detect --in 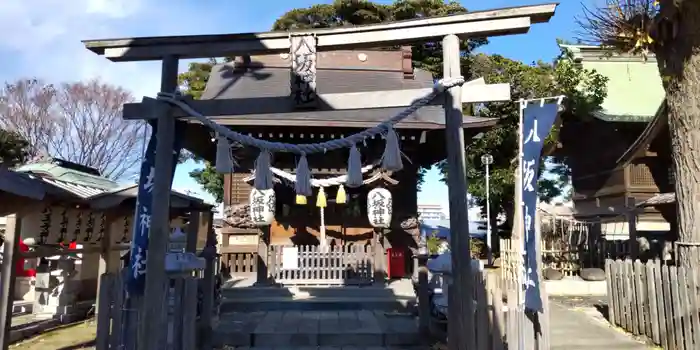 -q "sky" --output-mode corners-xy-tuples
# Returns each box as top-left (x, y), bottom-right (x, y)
(0, 0), (585, 216)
